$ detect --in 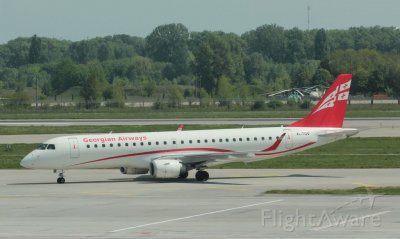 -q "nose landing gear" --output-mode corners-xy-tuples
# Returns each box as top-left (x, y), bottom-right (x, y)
(54, 169), (66, 184)
(57, 177), (65, 184)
